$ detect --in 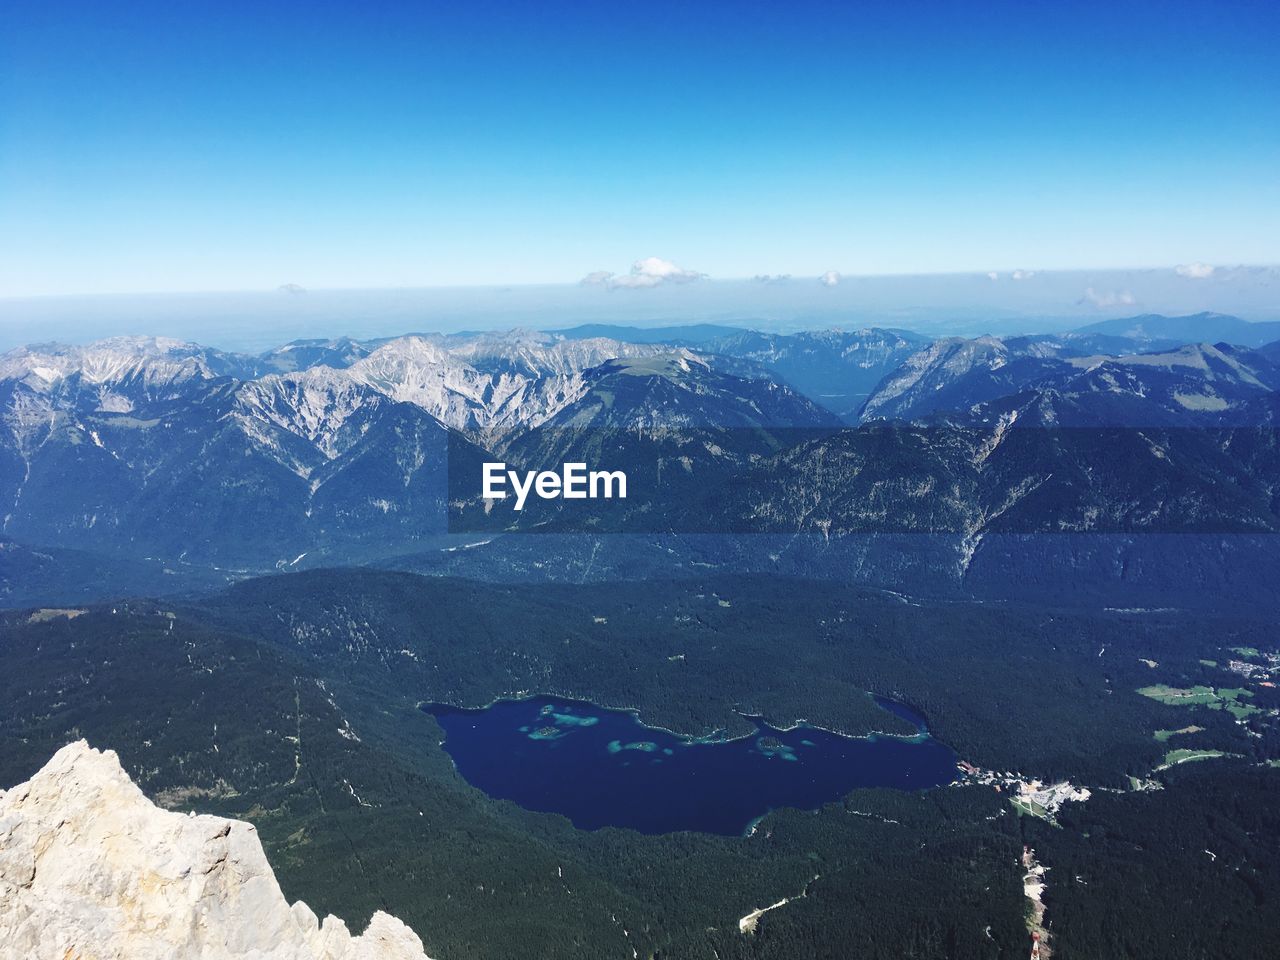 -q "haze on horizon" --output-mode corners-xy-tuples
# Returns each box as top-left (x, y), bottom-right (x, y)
(2, 266), (1279, 355)
(2, 0), (1278, 301)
